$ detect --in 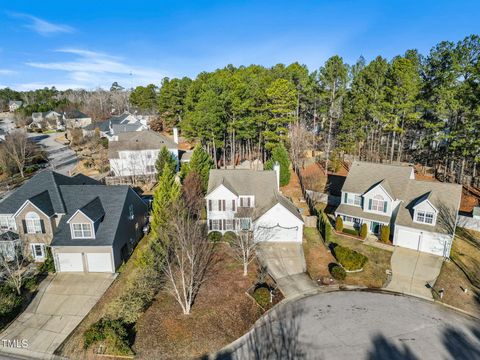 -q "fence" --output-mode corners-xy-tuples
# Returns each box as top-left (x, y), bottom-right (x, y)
(457, 215), (480, 232)
(304, 190), (341, 207)
(104, 175), (156, 187)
